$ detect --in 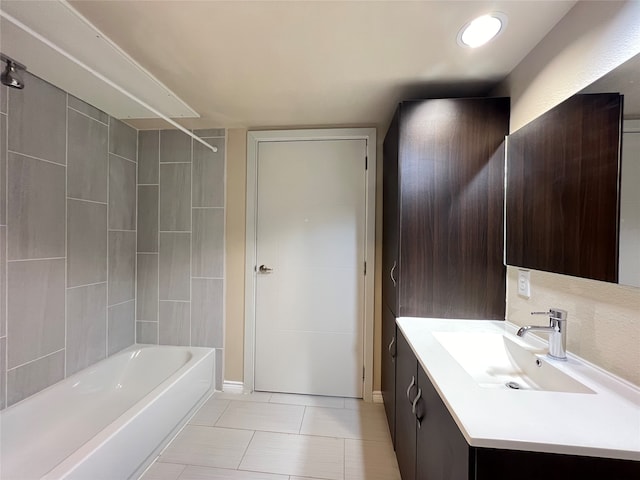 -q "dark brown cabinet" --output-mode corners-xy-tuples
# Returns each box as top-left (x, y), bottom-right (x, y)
(395, 330), (640, 480)
(381, 305), (397, 445)
(506, 93), (623, 283)
(395, 329), (470, 480)
(383, 97), (510, 320)
(395, 331), (418, 480)
(416, 366), (470, 480)
(381, 97), (510, 447)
